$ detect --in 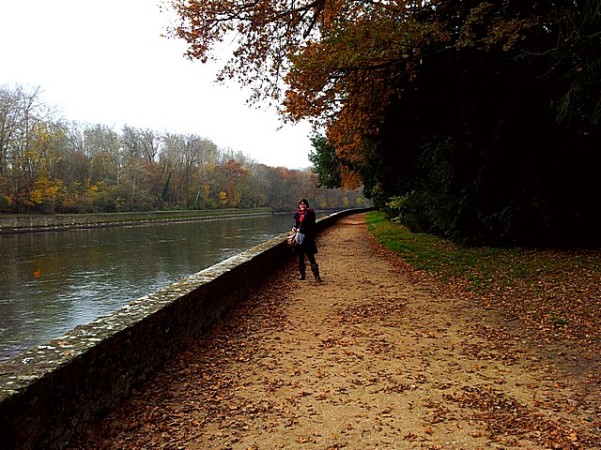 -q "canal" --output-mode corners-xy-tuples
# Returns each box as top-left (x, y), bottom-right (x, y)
(0, 213), (302, 361)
